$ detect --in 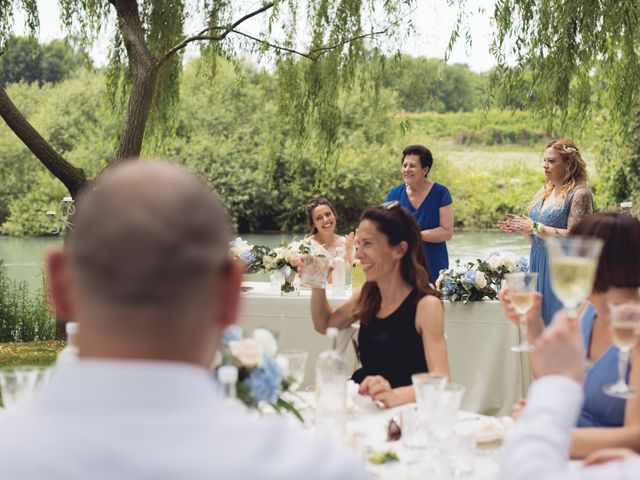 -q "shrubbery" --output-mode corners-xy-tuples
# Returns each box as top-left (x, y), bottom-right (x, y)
(0, 261), (56, 342)
(0, 56), (609, 236)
